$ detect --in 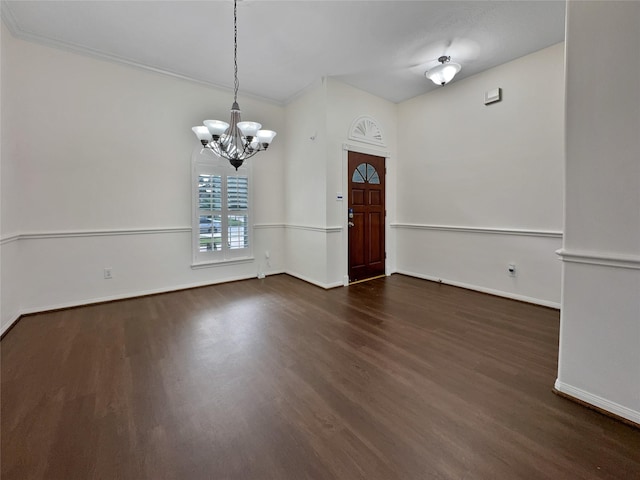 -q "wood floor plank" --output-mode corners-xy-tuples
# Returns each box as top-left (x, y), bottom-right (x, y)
(2, 274), (639, 479)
